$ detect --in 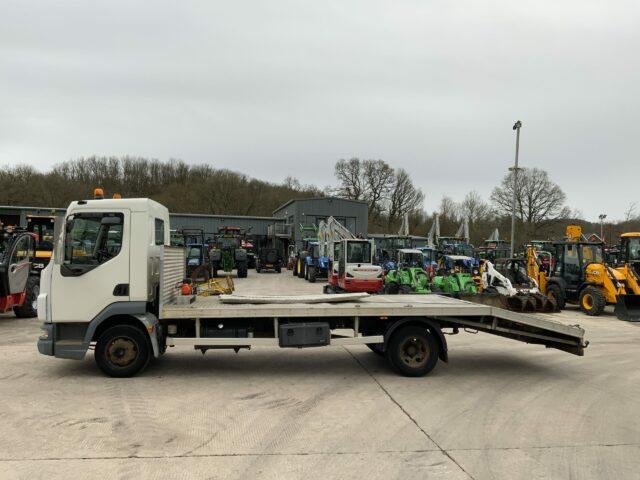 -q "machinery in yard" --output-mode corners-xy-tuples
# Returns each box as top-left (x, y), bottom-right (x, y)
(256, 248), (282, 273)
(179, 228), (213, 282)
(430, 255), (478, 296)
(526, 226), (640, 319)
(384, 249), (432, 294)
(612, 233), (640, 321)
(475, 229), (511, 262)
(303, 241), (329, 283)
(293, 224), (317, 279)
(210, 226), (249, 278)
(0, 225), (39, 318)
(25, 214), (56, 274)
(36, 197), (588, 378)
(318, 216), (383, 293)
